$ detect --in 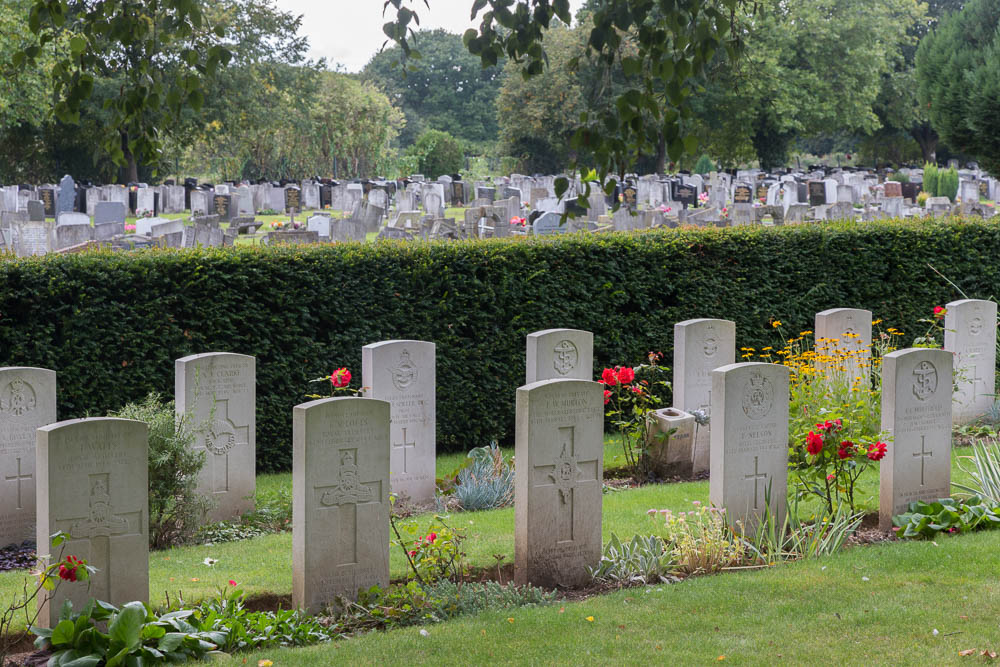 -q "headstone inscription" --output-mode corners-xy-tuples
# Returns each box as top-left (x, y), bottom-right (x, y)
(808, 181), (826, 206)
(213, 194), (233, 222)
(284, 187), (301, 213)
(733, 183), (753, 204)
(879, 348), (952, 530)
(944, 299), (997, 424)
(175, 353), (256, 522)
(362, 340), (436, 505)
(292, 397), (390, 612)
(525, 329), (594, 384)
(514, 379), (603, 588)
(0, 367), (56, 547)
(673, 319), (736, 474)
(709, 362), (790, 530)
(36, 418), (148, 627)
(38, 188), (56, 218)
